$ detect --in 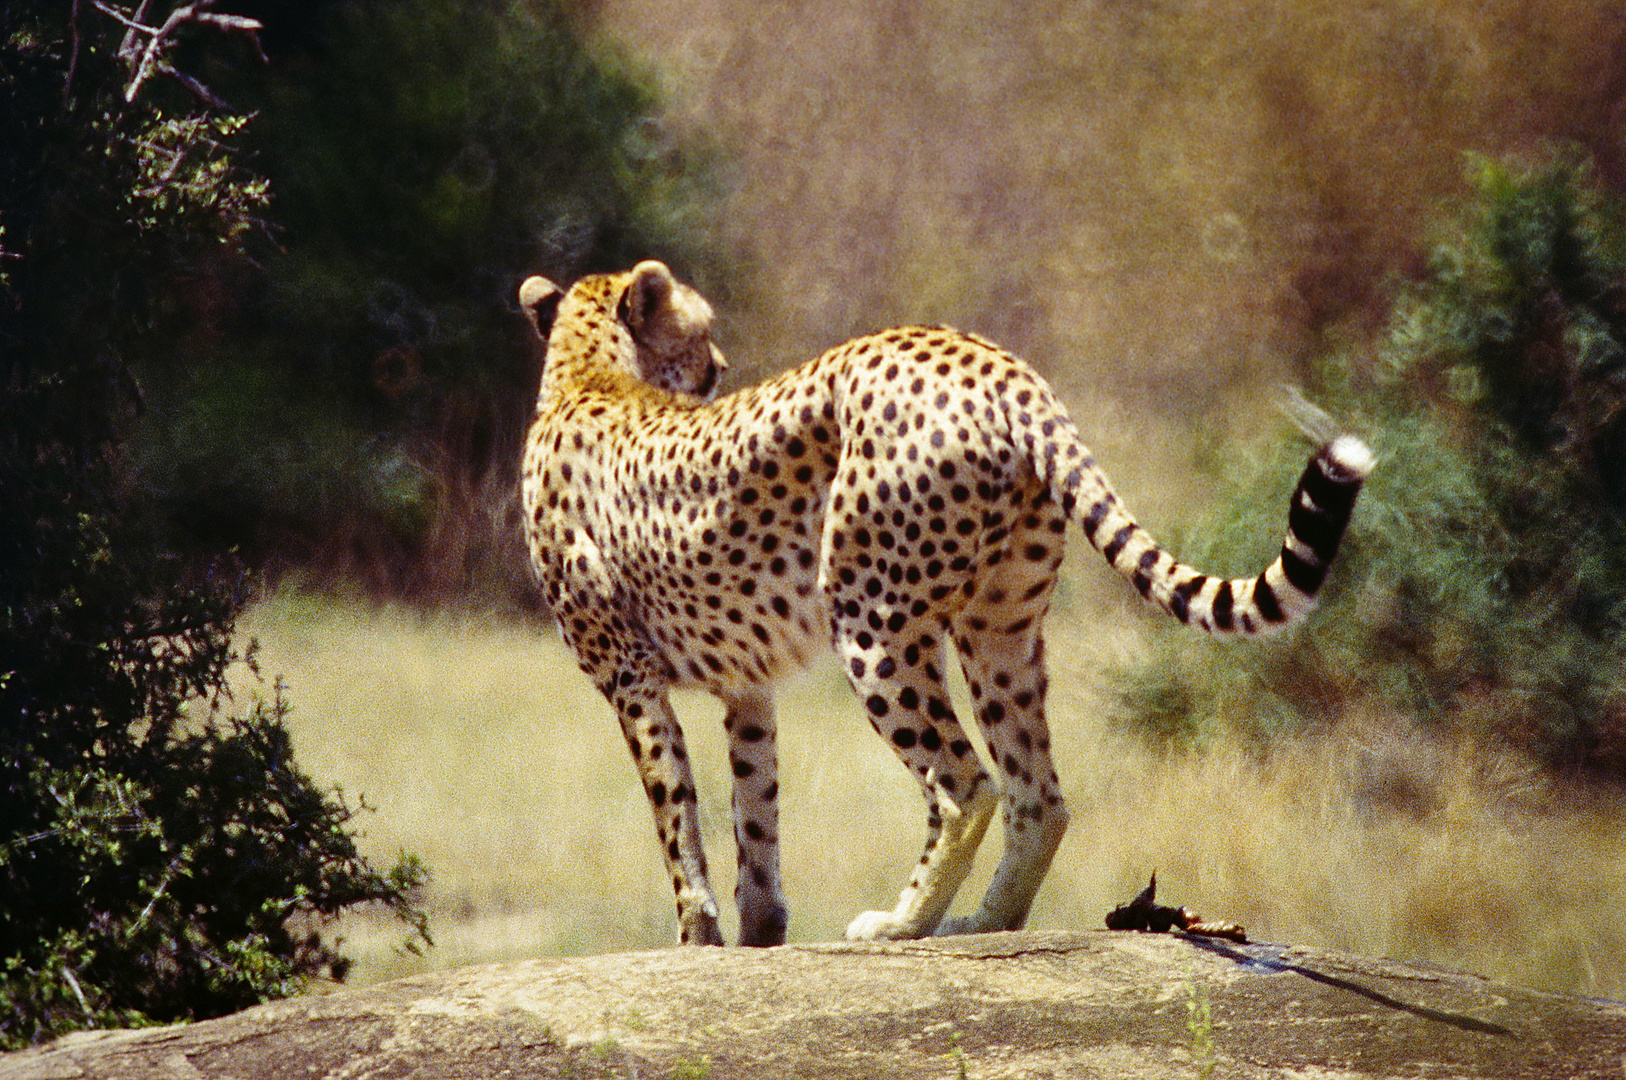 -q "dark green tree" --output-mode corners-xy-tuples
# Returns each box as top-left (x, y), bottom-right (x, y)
(134, 0), (725, 600)
(2, 2), (425, 1047)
